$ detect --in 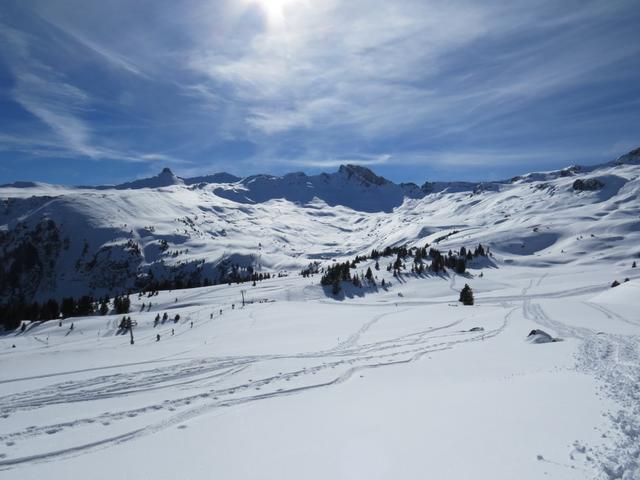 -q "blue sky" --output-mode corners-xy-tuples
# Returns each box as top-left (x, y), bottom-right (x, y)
(1, 0), (639, 185)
